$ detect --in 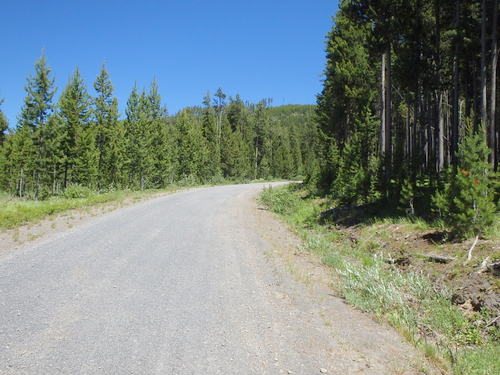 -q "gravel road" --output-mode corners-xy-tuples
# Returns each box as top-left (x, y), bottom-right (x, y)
(0, 183), (427, 374)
